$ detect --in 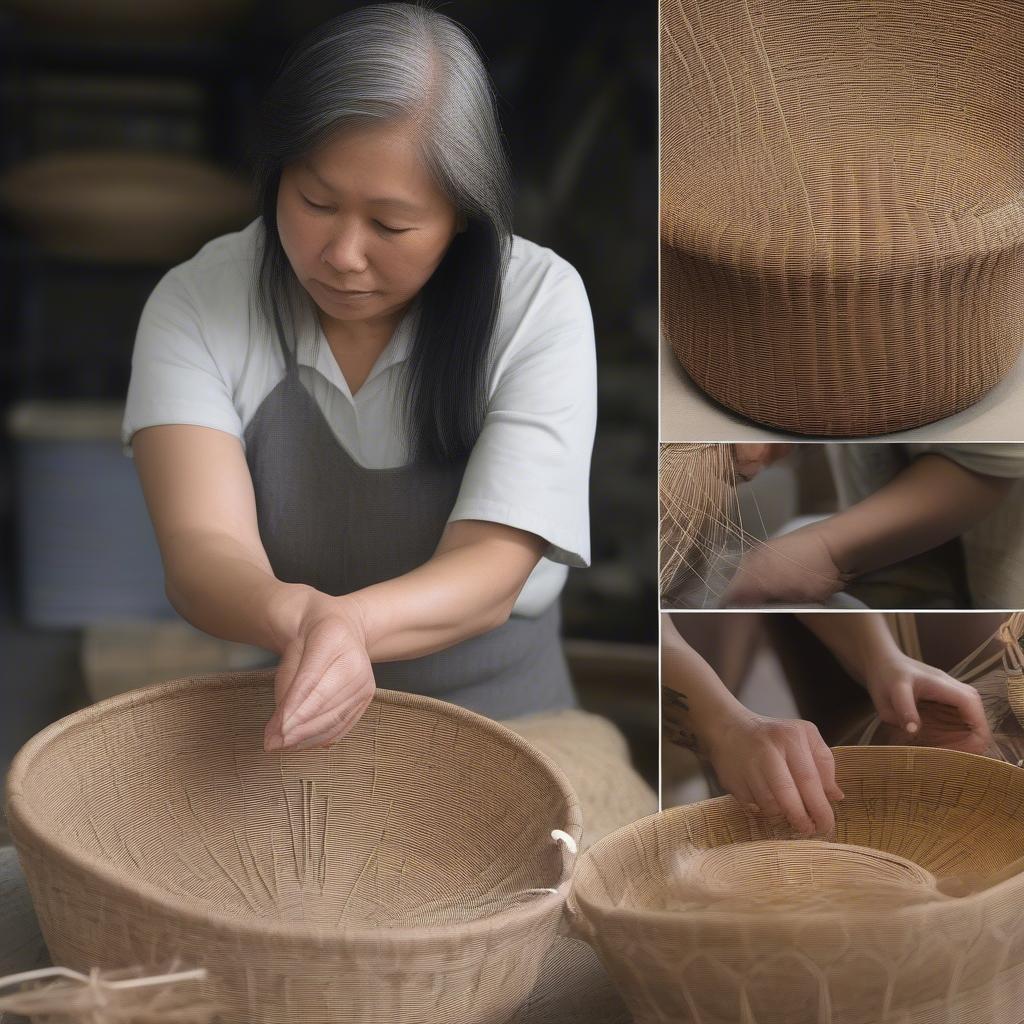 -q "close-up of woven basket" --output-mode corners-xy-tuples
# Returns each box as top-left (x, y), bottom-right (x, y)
(570, 745), (1024, 1023)
(4, 671), (583, 1024)
(661, 0), (1024, 436)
